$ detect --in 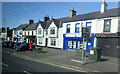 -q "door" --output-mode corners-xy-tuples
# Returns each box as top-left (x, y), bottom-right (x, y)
(45, 38), (48, 47)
